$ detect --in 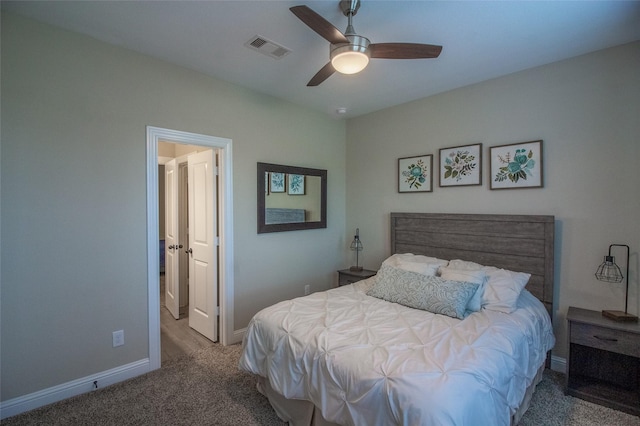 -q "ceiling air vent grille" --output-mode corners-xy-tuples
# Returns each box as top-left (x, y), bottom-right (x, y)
(245, 35), (291, 60)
